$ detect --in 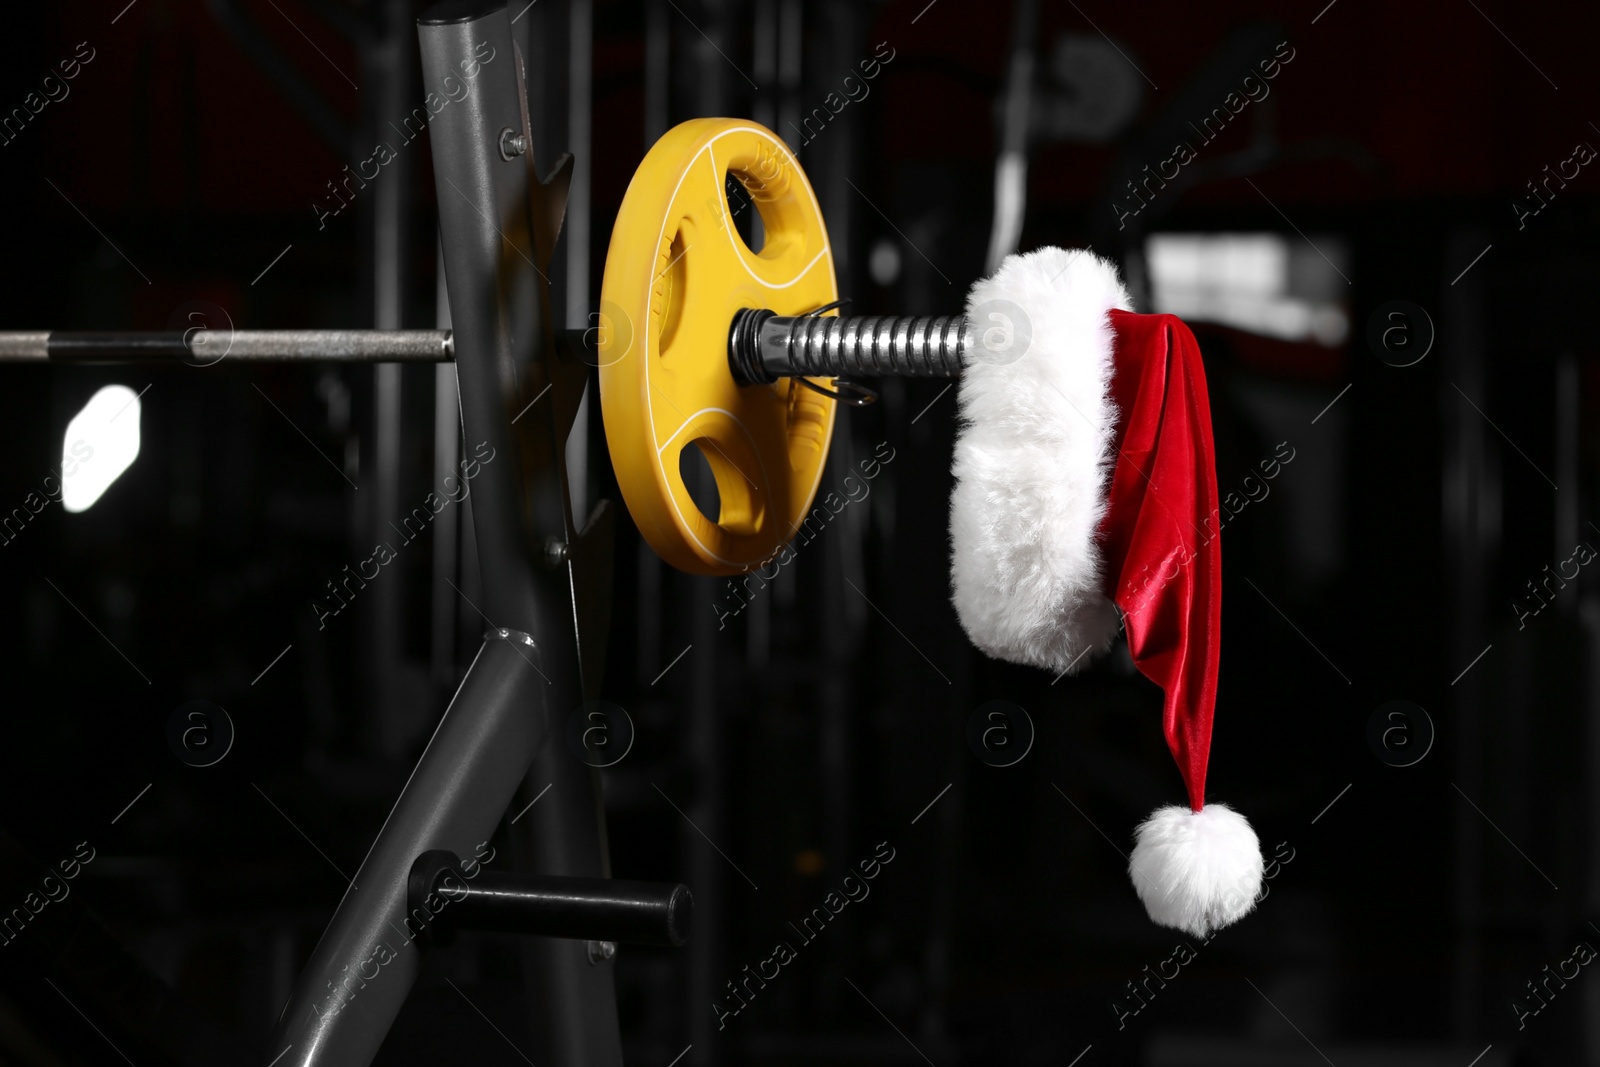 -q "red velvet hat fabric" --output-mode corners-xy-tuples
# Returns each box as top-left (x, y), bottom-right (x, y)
(1100, 310), (1222, 814)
